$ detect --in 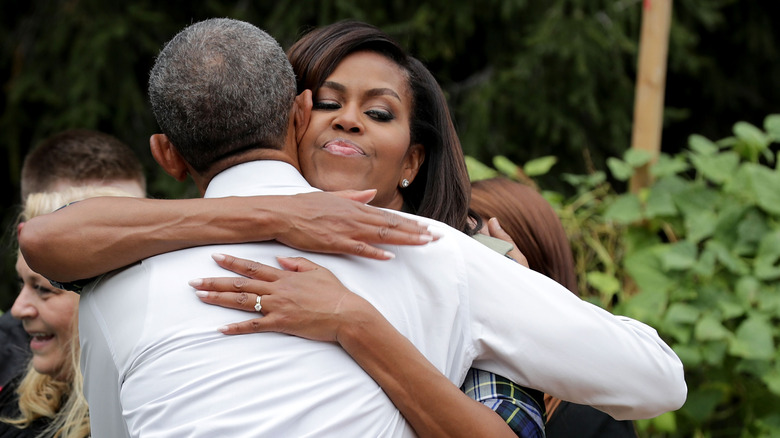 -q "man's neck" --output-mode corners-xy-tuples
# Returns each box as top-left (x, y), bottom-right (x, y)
(194, 137), (300, 195)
